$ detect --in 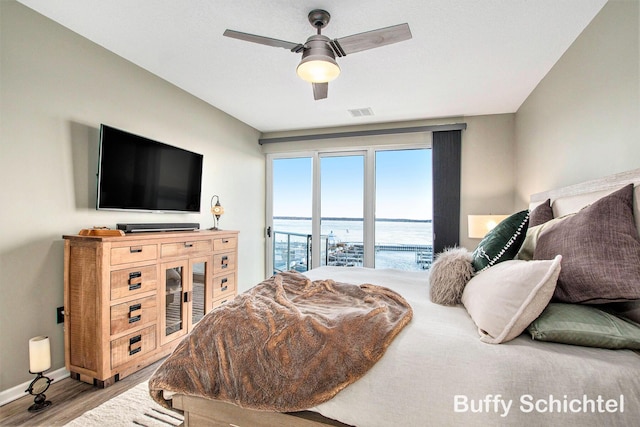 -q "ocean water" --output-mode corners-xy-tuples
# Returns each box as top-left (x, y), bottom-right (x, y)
(273, 218), (433, 245)
(273, 218), (432, 271)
